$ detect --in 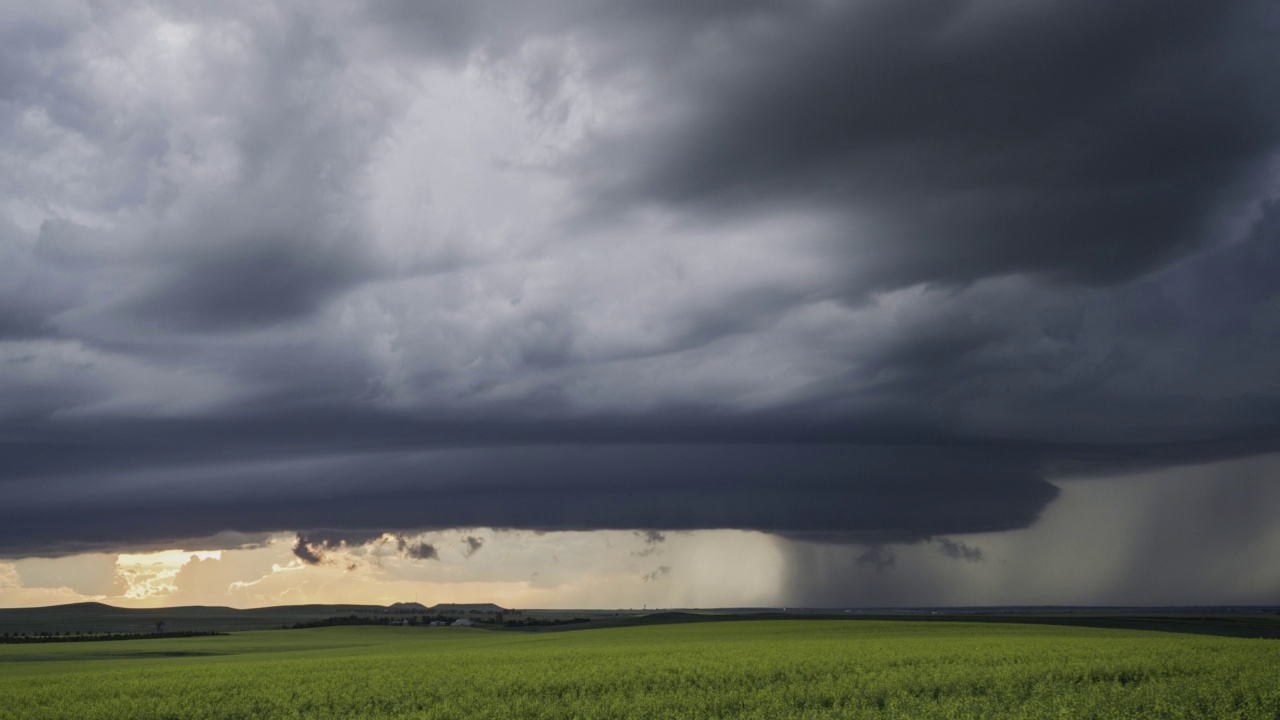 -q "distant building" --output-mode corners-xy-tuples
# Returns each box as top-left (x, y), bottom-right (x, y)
(451, 618), (474, 627)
